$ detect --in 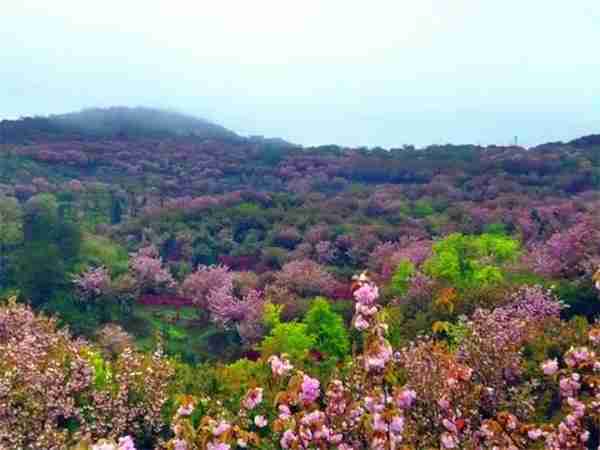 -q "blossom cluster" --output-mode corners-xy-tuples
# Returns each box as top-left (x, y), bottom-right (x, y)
(129, 245), (176, 294)
(0, 298), (174, 449)
(181, 264), (265, 344)
(73, 265), (112, 301)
